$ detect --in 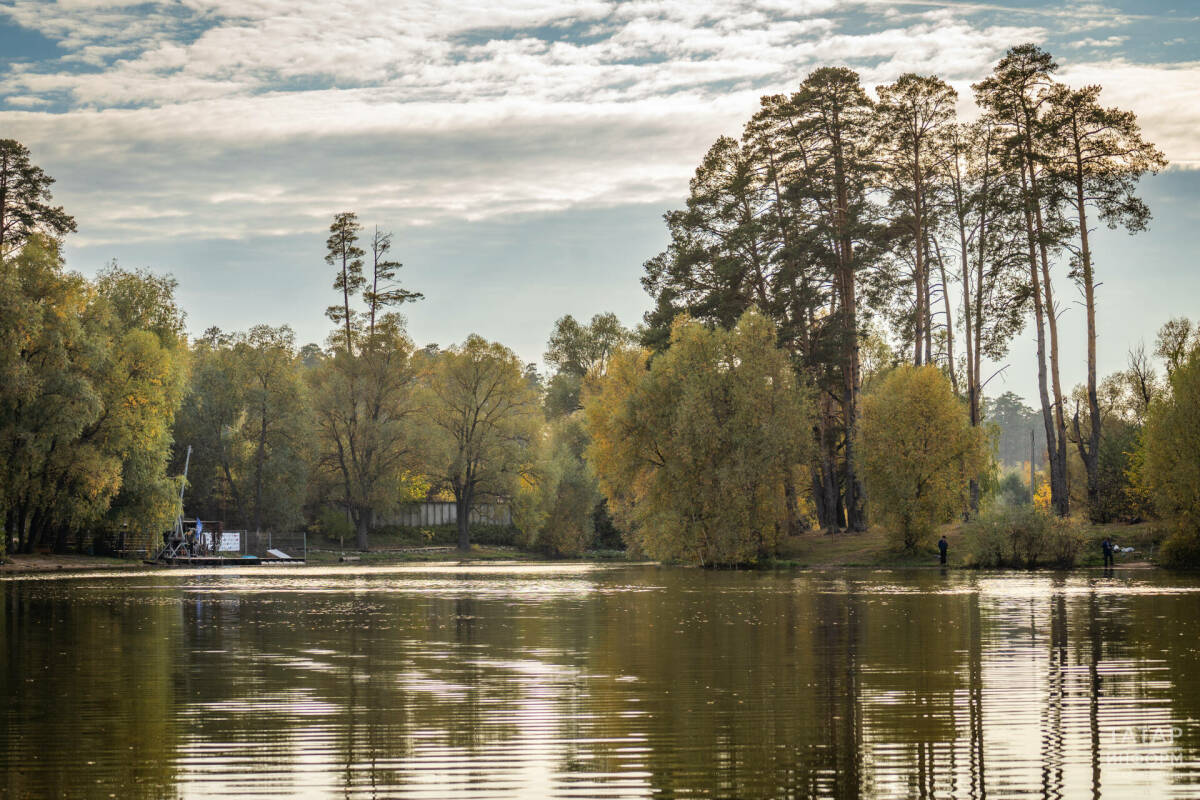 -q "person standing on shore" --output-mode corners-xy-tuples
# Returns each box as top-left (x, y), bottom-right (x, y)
(1102, 538), (1114, 568)
(938, 535), (948, 565)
